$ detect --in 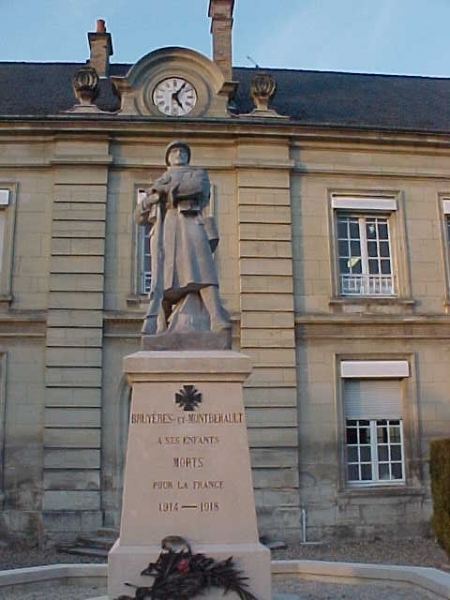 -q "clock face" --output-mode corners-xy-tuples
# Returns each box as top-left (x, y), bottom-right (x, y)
(152, 77), (198, 116)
